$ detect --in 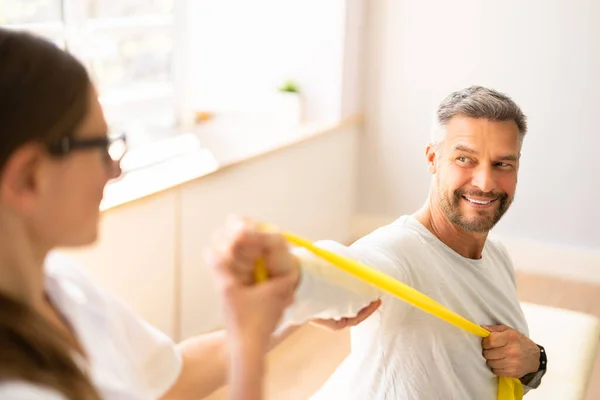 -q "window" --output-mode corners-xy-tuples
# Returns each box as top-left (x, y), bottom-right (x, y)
(189, 0), (348, 124)
(1, 0), (355, 164)
(0, 0), (181, 149)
